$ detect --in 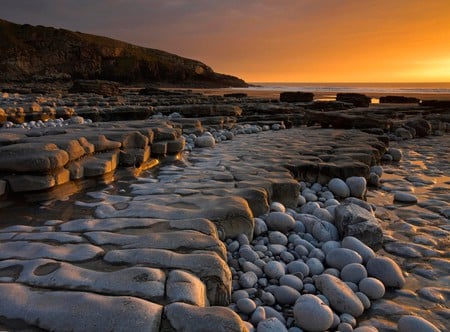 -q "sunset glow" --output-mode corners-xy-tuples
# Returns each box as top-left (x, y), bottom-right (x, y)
(1, 0), (450, 83)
